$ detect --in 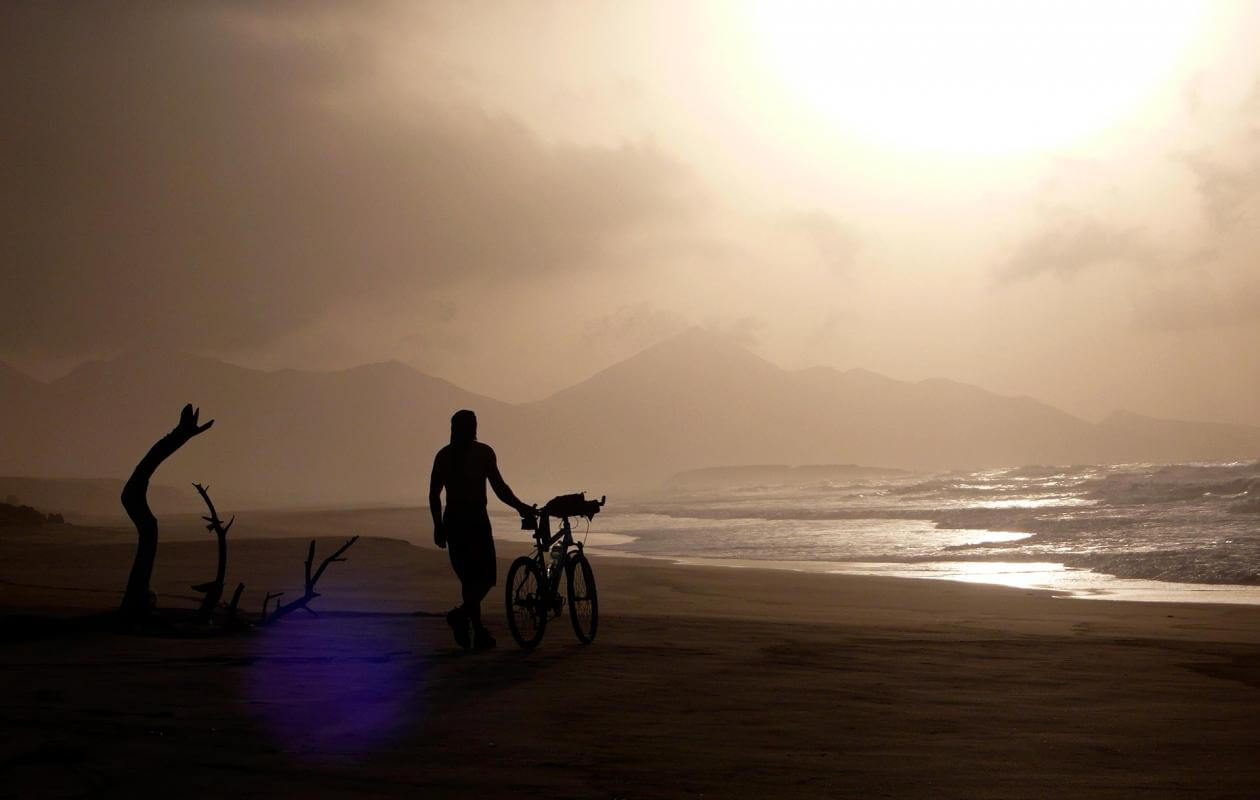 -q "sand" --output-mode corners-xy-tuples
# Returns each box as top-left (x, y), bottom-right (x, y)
(3, 519), (1260, 799)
